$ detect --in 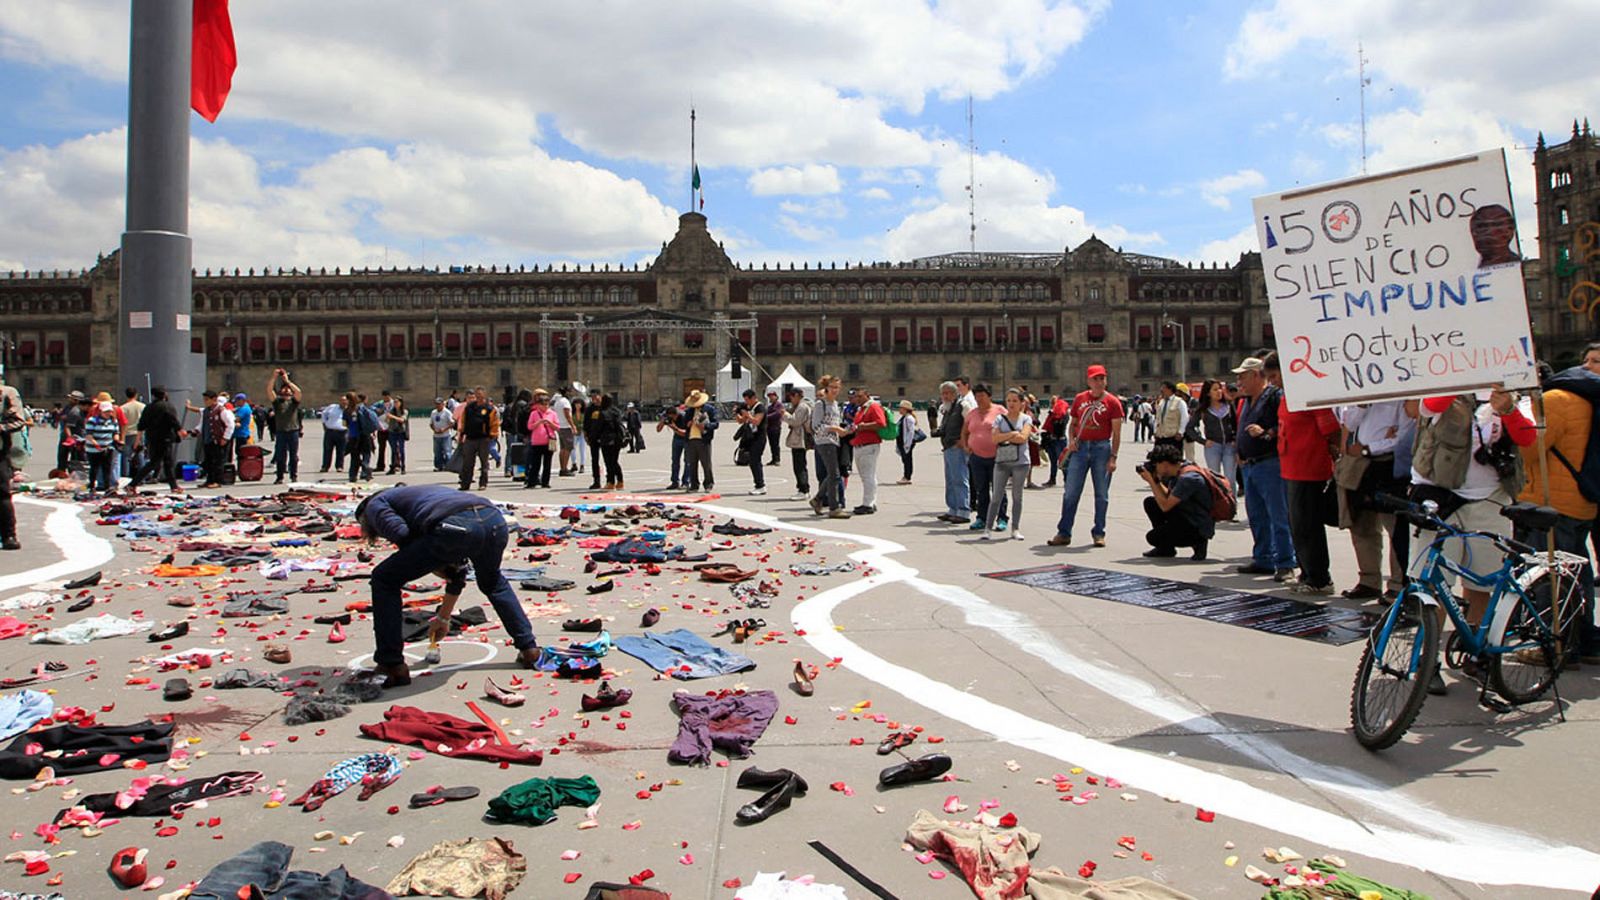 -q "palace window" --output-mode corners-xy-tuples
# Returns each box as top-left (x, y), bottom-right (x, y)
(1087, 324), (1107, 343)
